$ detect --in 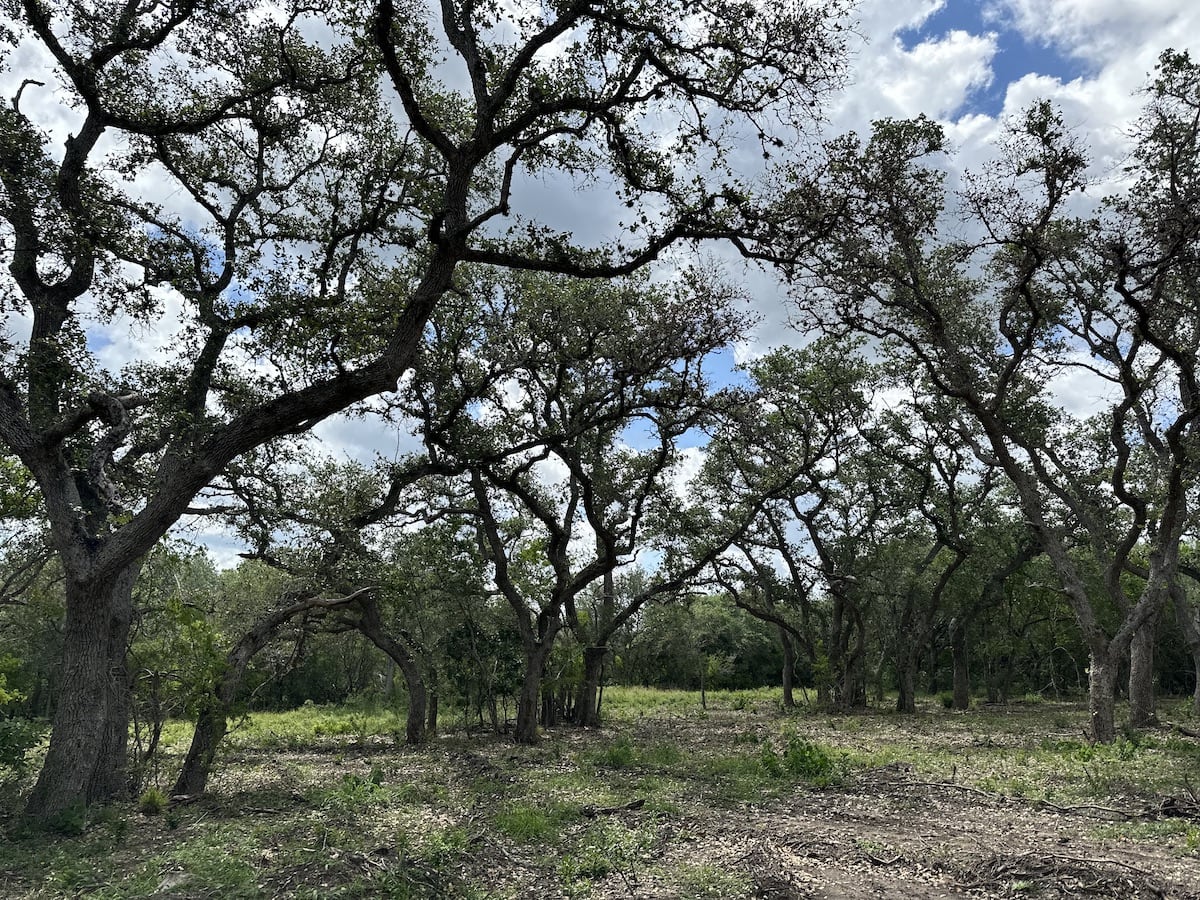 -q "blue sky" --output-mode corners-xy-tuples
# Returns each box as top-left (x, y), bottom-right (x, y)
(899, 2), (1089, 117)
